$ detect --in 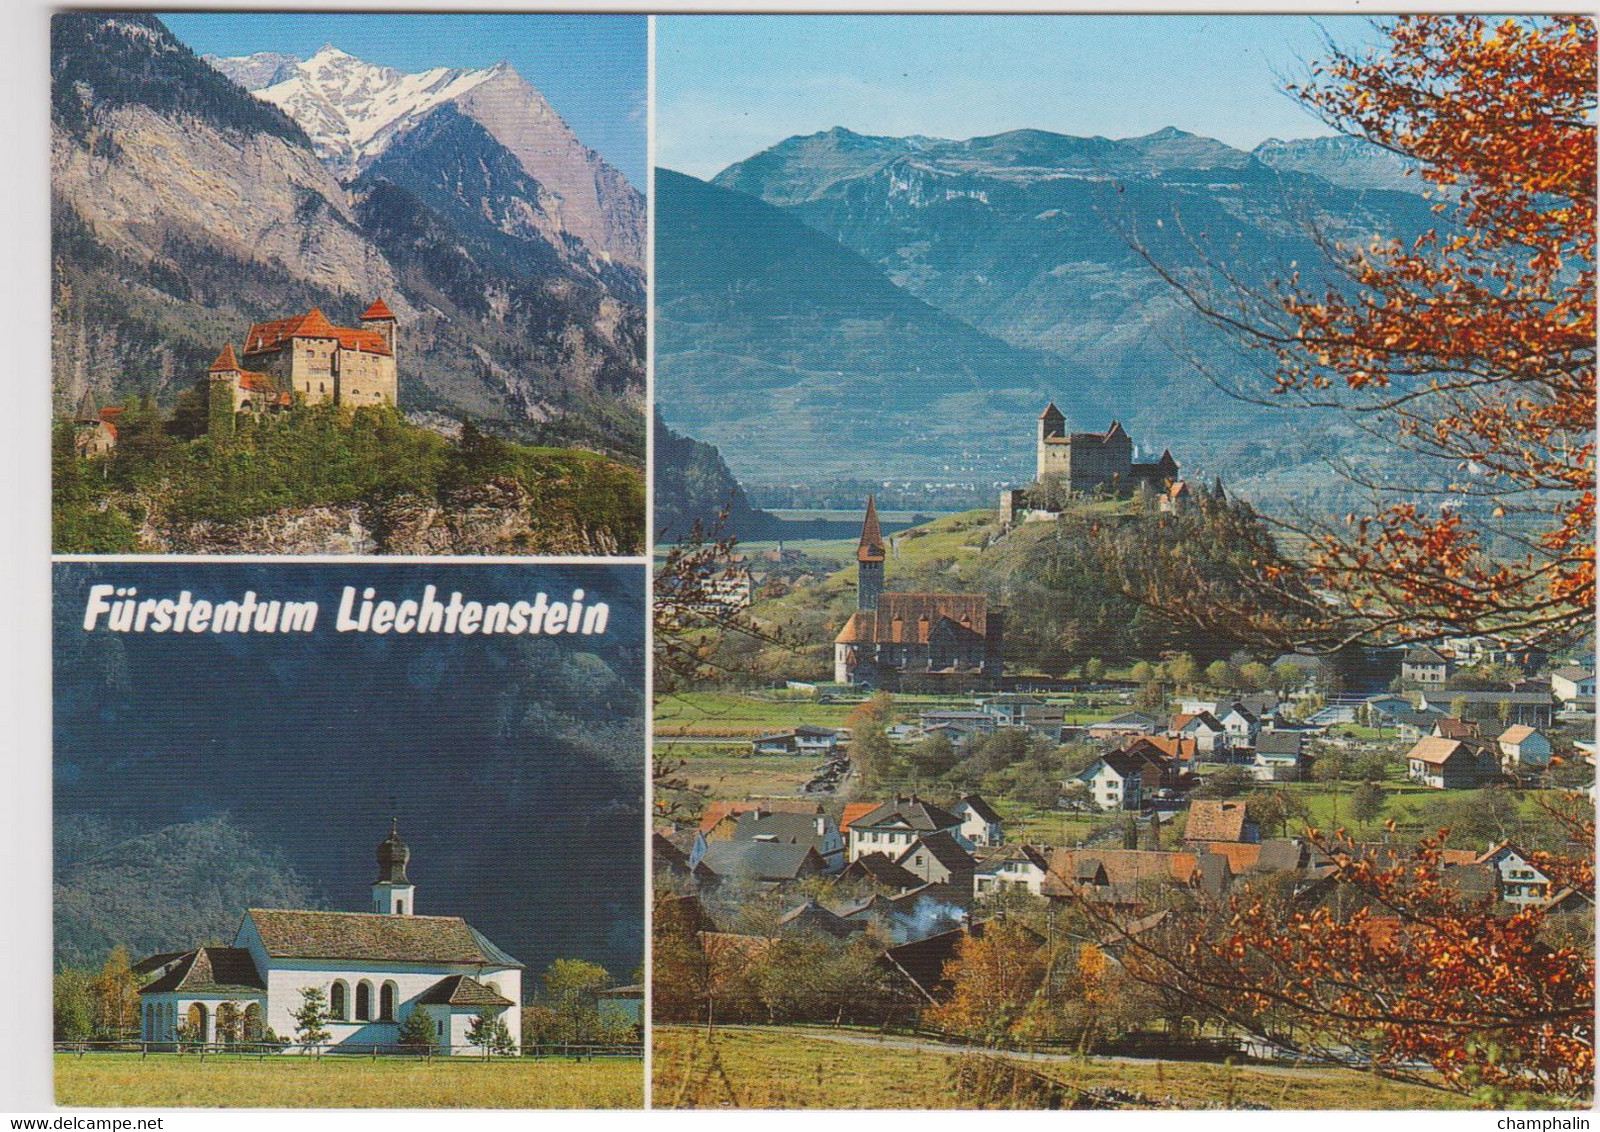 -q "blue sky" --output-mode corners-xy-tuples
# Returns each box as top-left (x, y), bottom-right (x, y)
(162, 12), (647, 187)
(658, 15), (1384, 179)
